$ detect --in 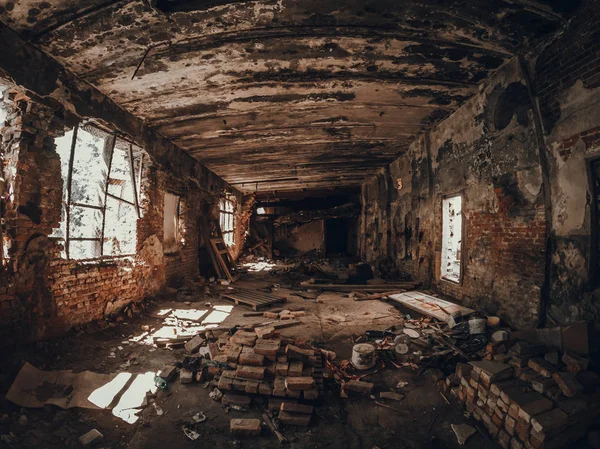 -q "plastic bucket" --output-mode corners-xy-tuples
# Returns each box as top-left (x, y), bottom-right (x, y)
(351, 343), (376, 370)
(468, 318), (487, 335)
